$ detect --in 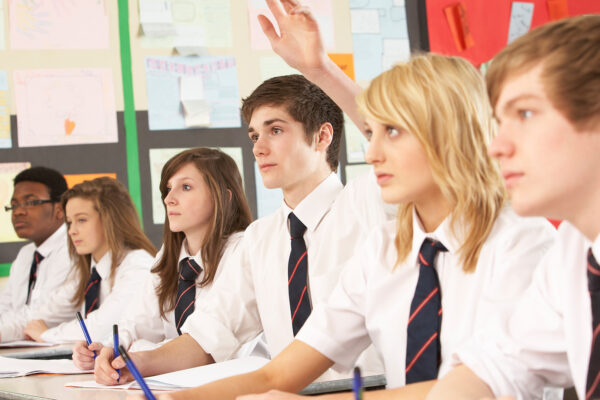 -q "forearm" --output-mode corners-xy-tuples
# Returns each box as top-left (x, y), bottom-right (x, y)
(426, 365), (494, 400)
(315, 380), (435, 400)
(135, 333), (214, 377)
